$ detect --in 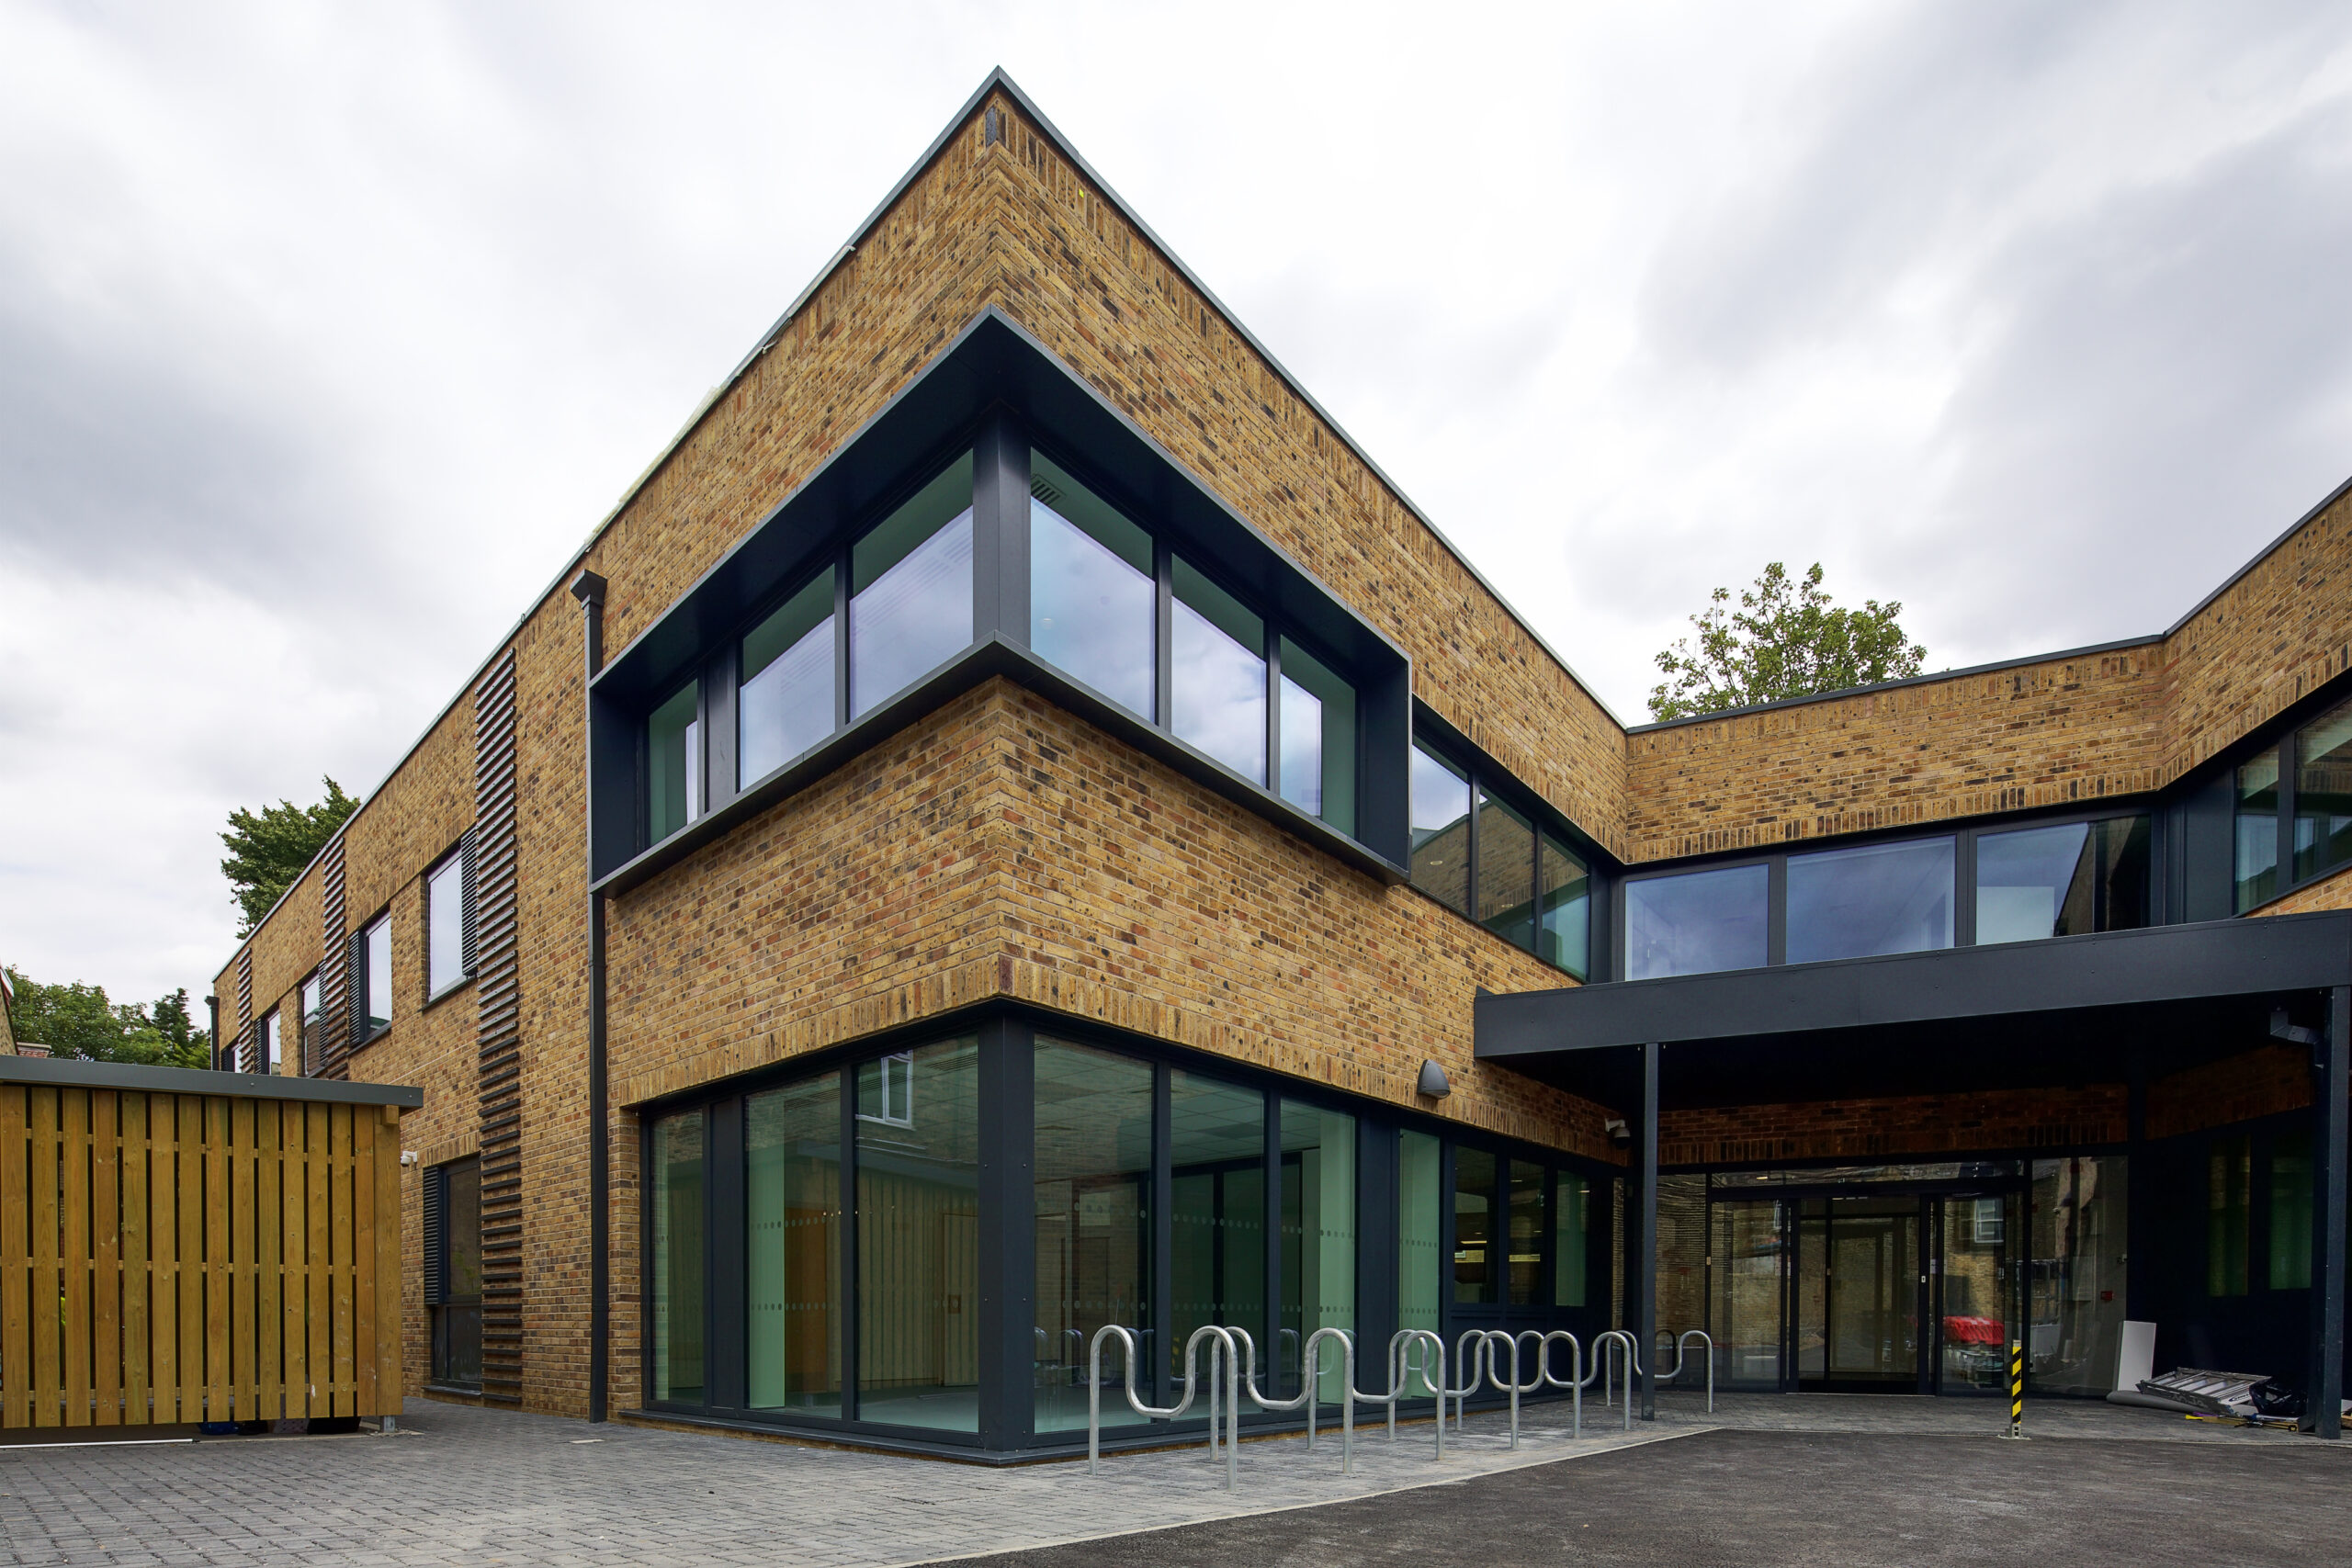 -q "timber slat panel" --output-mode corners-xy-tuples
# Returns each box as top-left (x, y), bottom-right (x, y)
(92, 1090), (121, 1427)
(1, 1087), (28, 1428)
(31, 1088), (59, 1427)
(61, 1089), (90, 1425)
(0, 1079), (406, 1430)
